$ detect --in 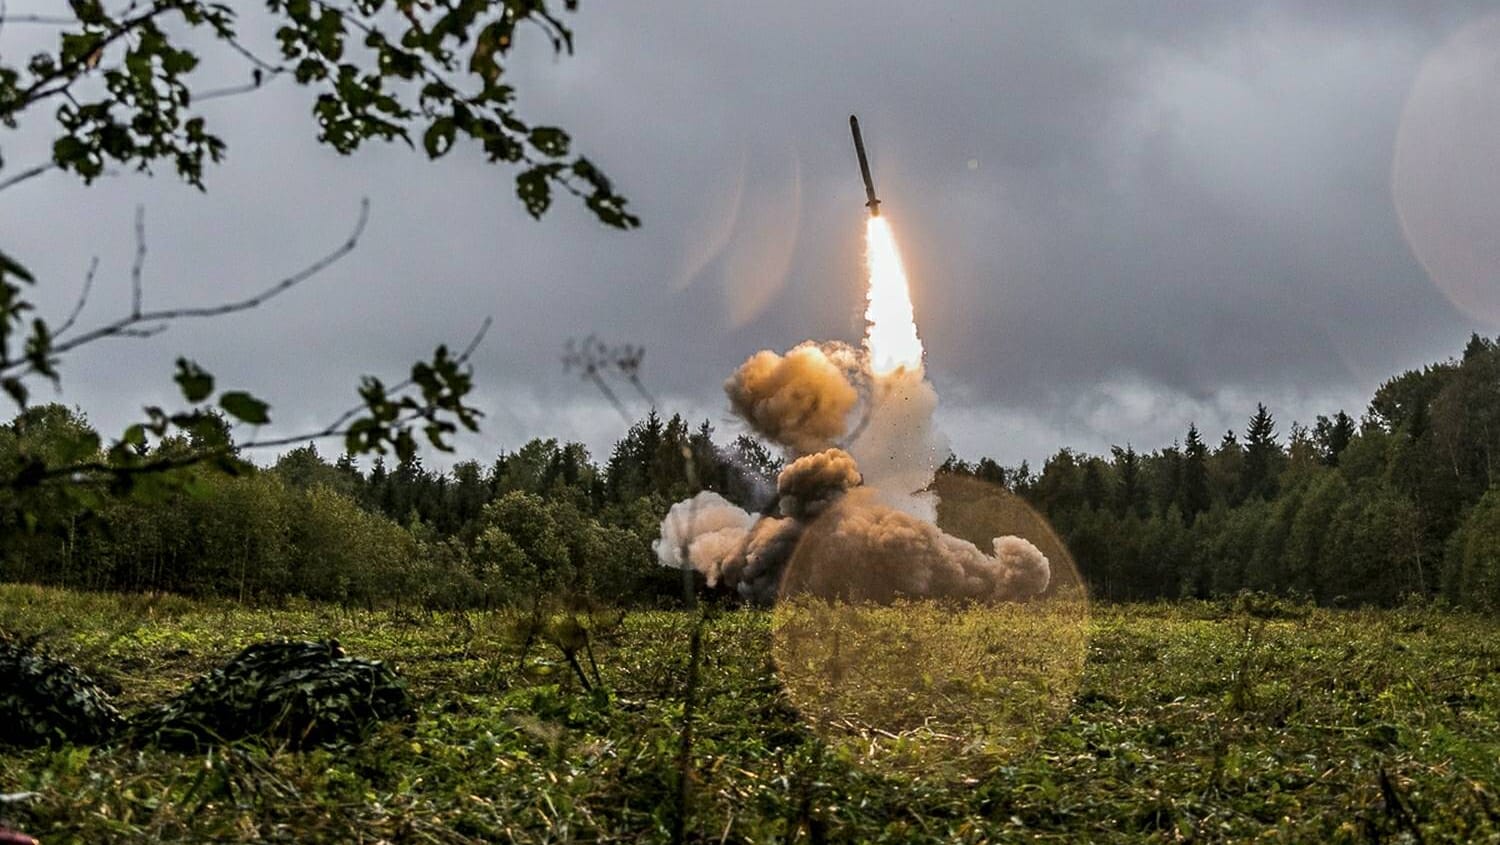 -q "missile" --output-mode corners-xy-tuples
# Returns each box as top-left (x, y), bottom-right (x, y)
(849, 114), (881, 216)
